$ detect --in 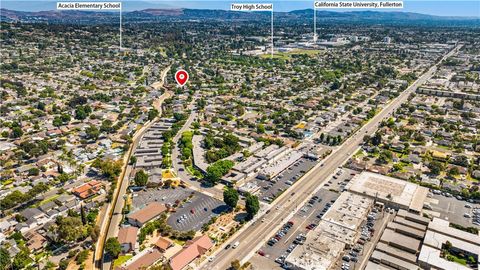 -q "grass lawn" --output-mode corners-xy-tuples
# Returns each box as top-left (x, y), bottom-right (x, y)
(173, 239), (186, 246)
(446, 254), (467, 265)
(260, 49), (323, 60)
(186, 165), (203, 179)
(1, 179), (14, 186)
(33, 194), (61, 208)
(113, 255), (133, 268)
